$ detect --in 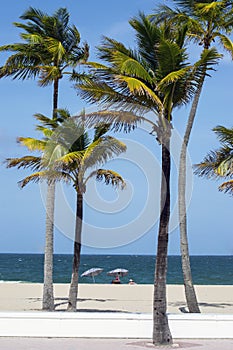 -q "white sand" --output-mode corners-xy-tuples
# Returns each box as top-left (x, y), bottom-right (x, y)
(0, 283), (232, 314)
